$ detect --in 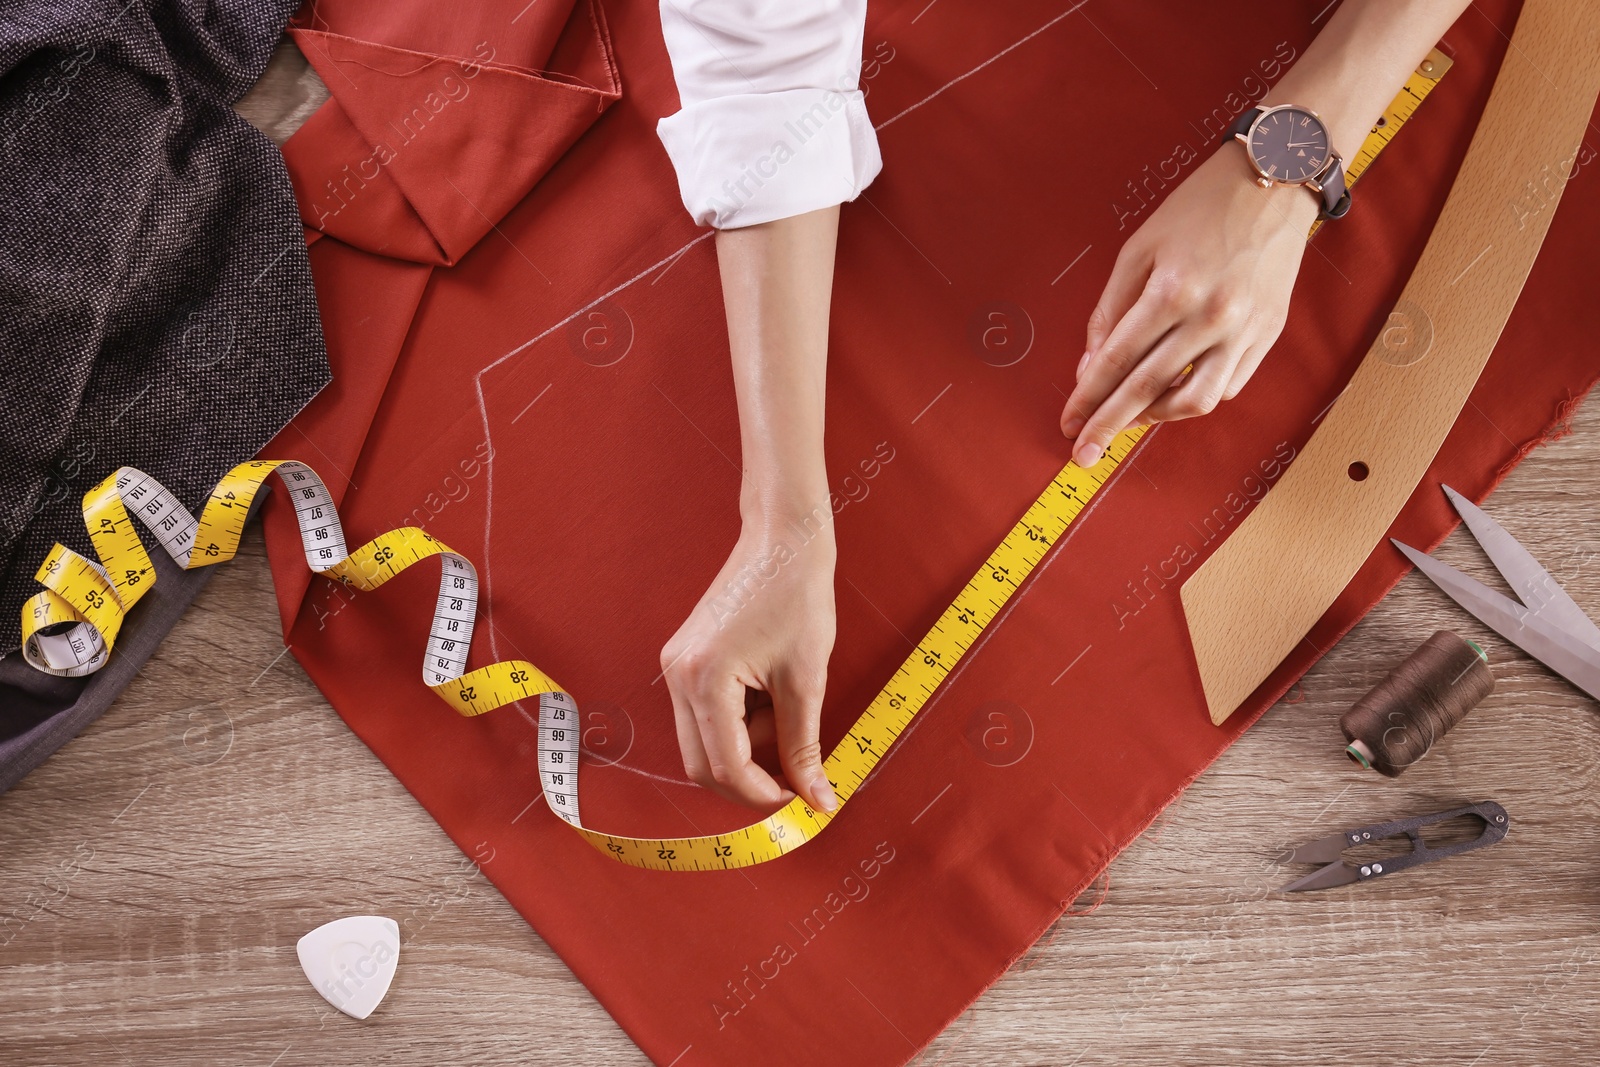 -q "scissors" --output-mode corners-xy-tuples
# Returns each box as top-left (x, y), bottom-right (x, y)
(1390, 484), (1600, 703)
(1279, 801), (1509, 892)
